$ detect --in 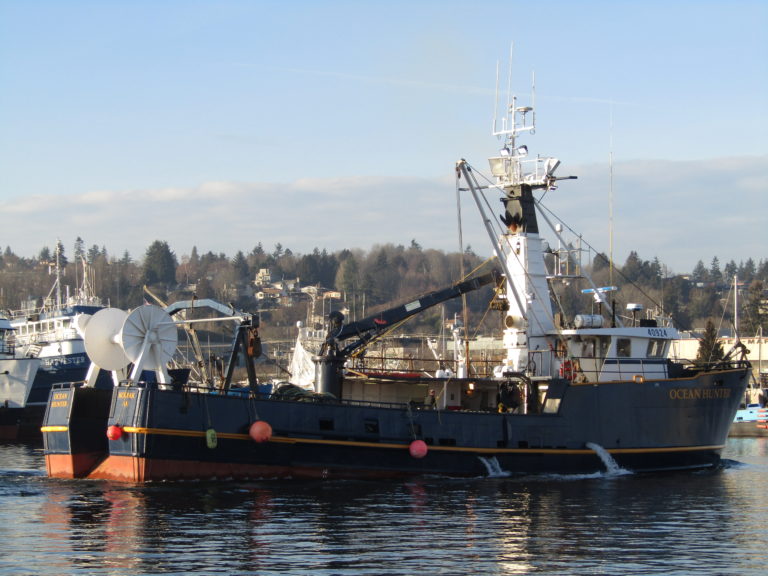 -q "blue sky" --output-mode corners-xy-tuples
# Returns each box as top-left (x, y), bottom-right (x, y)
(1, 0), (766, 274)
